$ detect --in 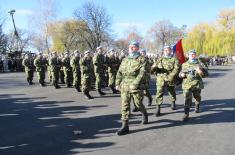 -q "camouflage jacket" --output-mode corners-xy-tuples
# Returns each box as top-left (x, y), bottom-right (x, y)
(180, 60), (206, 90)
(62, 57), (72, 72)
(93, 53), (106, 73)
(116, 55), (147, 92)
(34, 57), (47, 72)
(70, 56), (80, 73)
(49, 57), (62, 72)
(80, 56), (93, 78)
(22, 58), (35, 71)
(107, 55), (120, 73)
(151, 57), (180, 83)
